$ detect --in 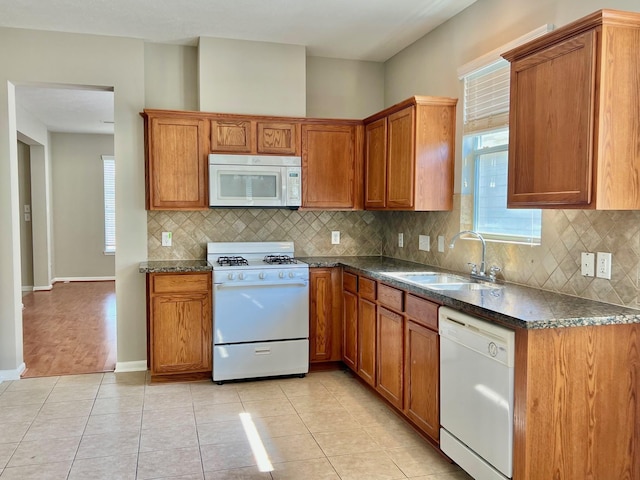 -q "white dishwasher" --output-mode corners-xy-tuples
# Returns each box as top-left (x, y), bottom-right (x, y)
(439, 307), (515, 480)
